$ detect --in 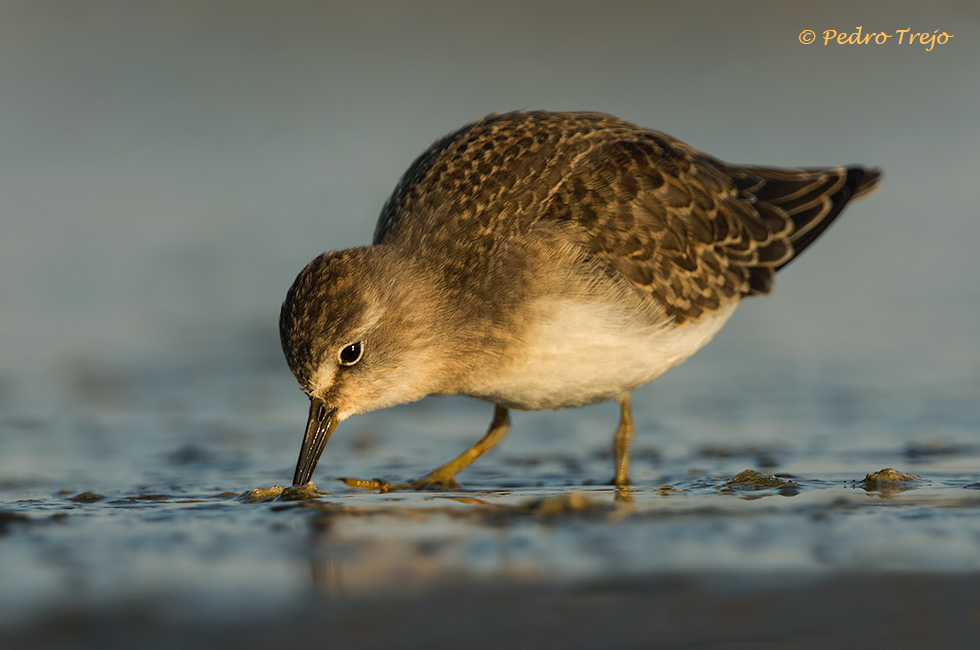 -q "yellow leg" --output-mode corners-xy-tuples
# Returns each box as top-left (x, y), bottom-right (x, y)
(612, 395), (634, 487)
(413, 404), (511, 489)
